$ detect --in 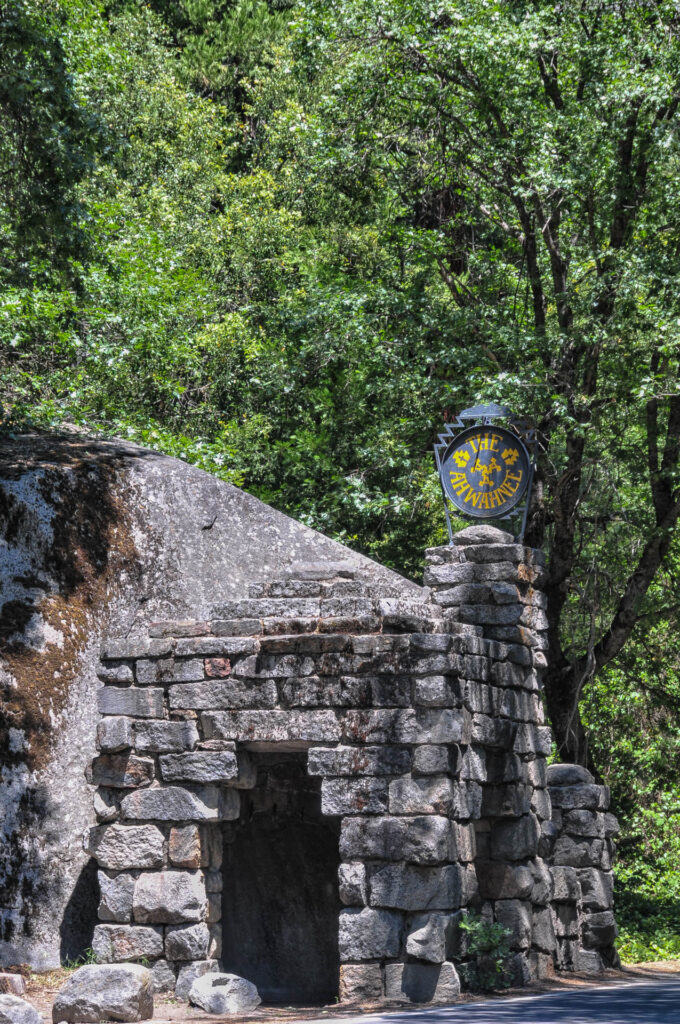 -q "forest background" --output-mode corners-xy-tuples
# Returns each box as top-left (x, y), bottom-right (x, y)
(3, 0), (680, 964)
